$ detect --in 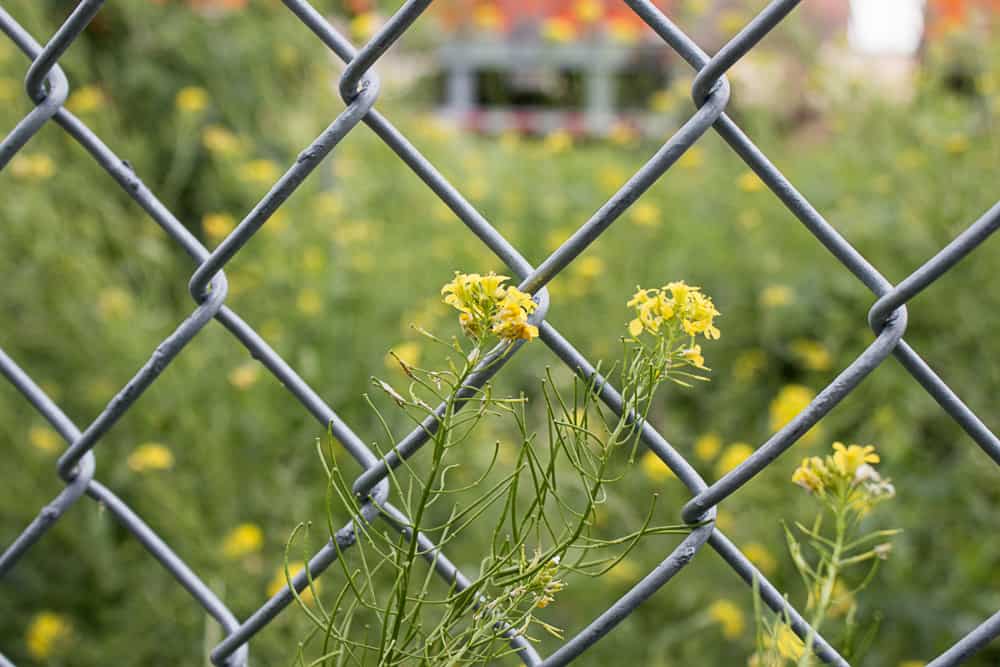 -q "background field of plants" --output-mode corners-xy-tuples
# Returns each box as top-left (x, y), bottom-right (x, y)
(2, 1), (1000, 665)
